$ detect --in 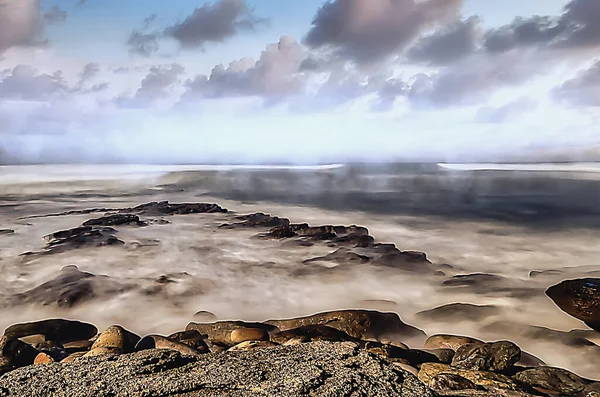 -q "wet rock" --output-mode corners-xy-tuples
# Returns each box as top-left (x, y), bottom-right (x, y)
(263, 225), (297, 239)
(580, 383), (600, 397)
(514, 366), (590, 395)
(546, 278), (600, 331)
(425, 348), (455, 364)
(0, 336), (38, 374)
(0, 342), (437, 396)
(373, 250), (432, 273)
(366, 344), (440, 366)
(135, 335), (204, 357)
(303, 248), (370, 265)
(480, 321), (599, 348)
(270, 325), (358, 344)
(430, 373), (482, 392)
(13, 267), (131, 308)
(124, 201), (227, 216)
(227, 341), (279, 352)
(333, 233), (375, 247)
(83, 347), (122, 357)
(265, 309), (426, 344)
(425, 335), (484, 351)
(82, 214), (142, 227)
(220, 213), (289, 229)
(33, 352), (55, 365)
(62, 351), (86, 363)
(186, 321), (279, 346)
(0, 229), (14, 235)
(529, 269), (564, 278)
(419, 363), (518, 391)
(167, 330), (209, 353)
(394, 362), (419, 376)
(91, 325), (140, 354)
(451, 341), (521, 372)
(443, 273), (505, 288)
(36, 225), (124, 255)
(230, 328), (270, 344)
(417, 303), (501, 322)
(63, 340), (93, 353)
(4, 319), (97, 344)
(518, 351), (546, 367)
